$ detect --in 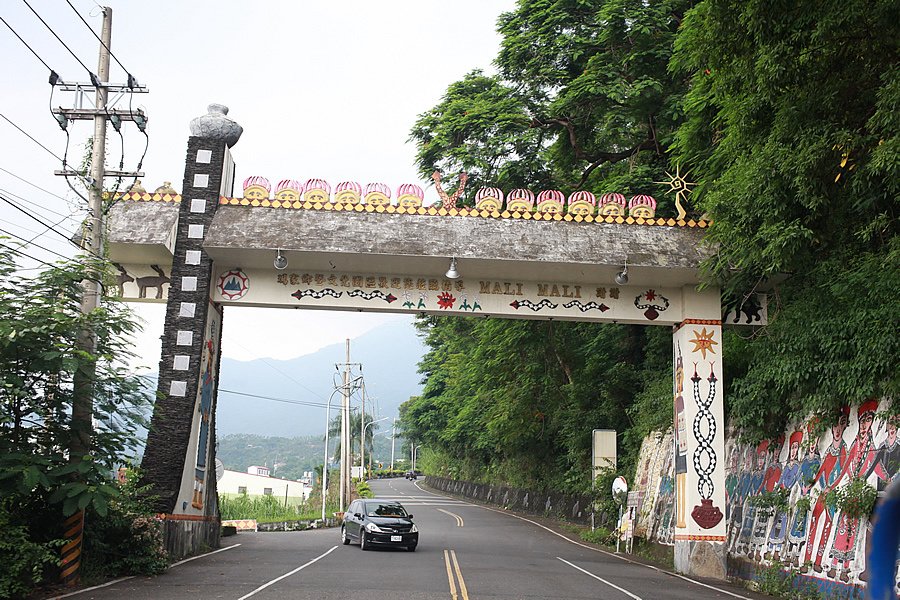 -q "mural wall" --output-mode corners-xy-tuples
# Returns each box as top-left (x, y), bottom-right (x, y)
(636, 399), (898, 597)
